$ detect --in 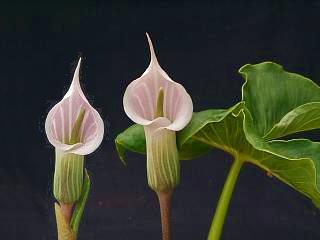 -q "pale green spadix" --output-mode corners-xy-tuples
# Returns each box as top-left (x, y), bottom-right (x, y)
(145, 88), (180, 192)
(155, 87), (164, 118)
(54, 109), (86, 203)
(69, 108), (86, 145)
